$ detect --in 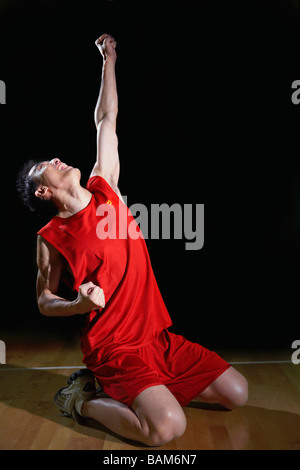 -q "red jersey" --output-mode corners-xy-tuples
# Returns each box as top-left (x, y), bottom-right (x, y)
(37, 176), (172, 363)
